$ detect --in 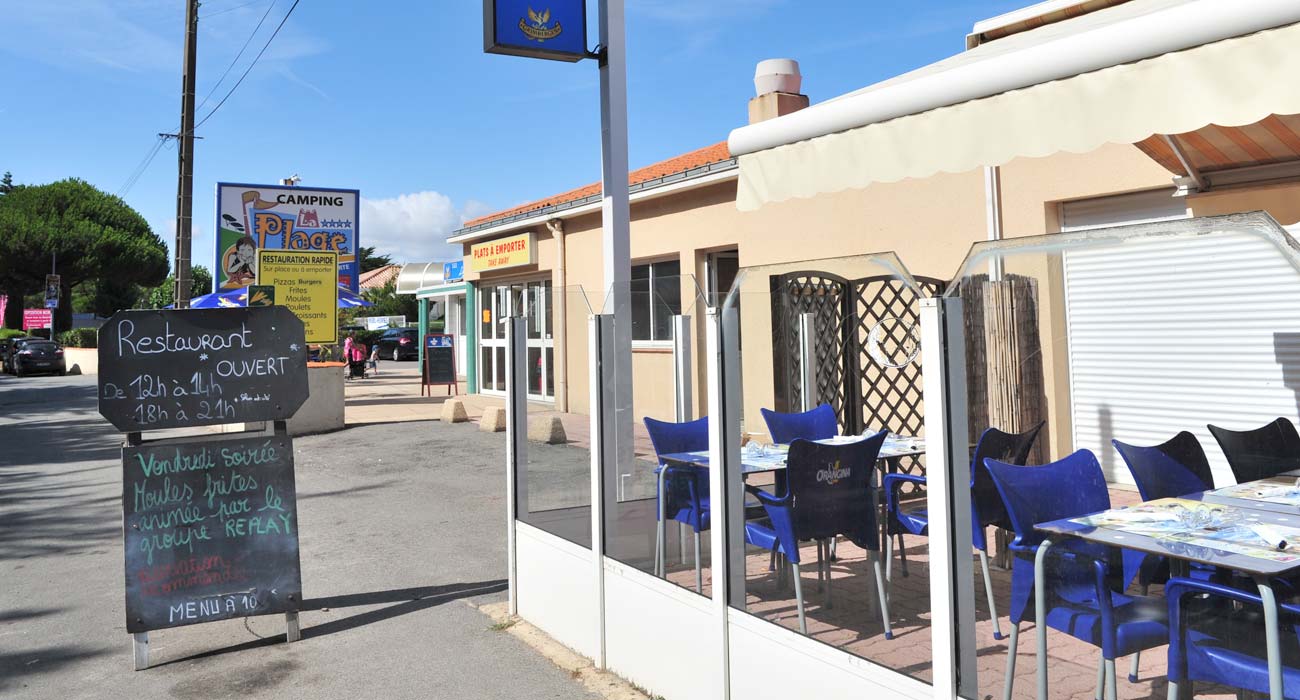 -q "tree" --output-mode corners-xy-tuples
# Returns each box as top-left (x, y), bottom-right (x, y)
(358, 245), (393, 272)
(361, 279), (417, 320)
(0, 179), (168, 330)
(142, 265), (213, 309)
(0, 172), (13, 195)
